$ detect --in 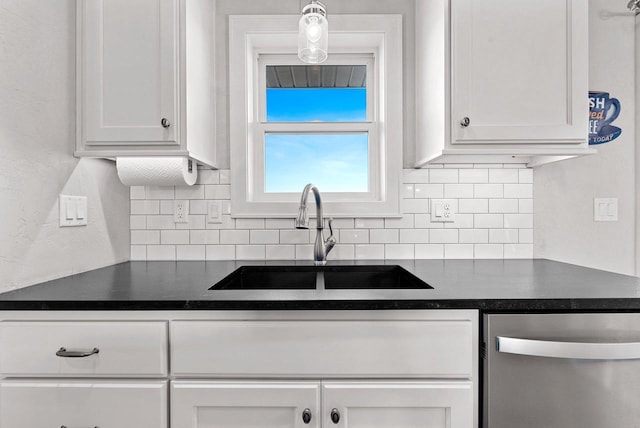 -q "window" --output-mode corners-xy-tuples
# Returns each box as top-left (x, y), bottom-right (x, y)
(230, 15), (402, 217)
